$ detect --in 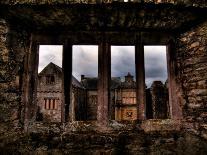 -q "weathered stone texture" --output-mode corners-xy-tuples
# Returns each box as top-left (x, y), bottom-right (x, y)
(0, 19), (18, 136)
(0, 18), (31, 142)
(0, 2), (207, 154)
(1, 0), (207, 8)
(177, 20), (207, 138)
(37, 63), (63, 122)
(1, 129), (207, 155)
(150, 81), (169, 119)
